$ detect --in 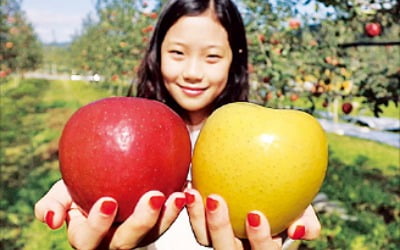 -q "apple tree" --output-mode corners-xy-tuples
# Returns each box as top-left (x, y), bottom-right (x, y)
(66, 0), (398, 116)
(69, 0), (161, 95)
(0, 0), (43, 81)
(242, 0), (399, 117)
